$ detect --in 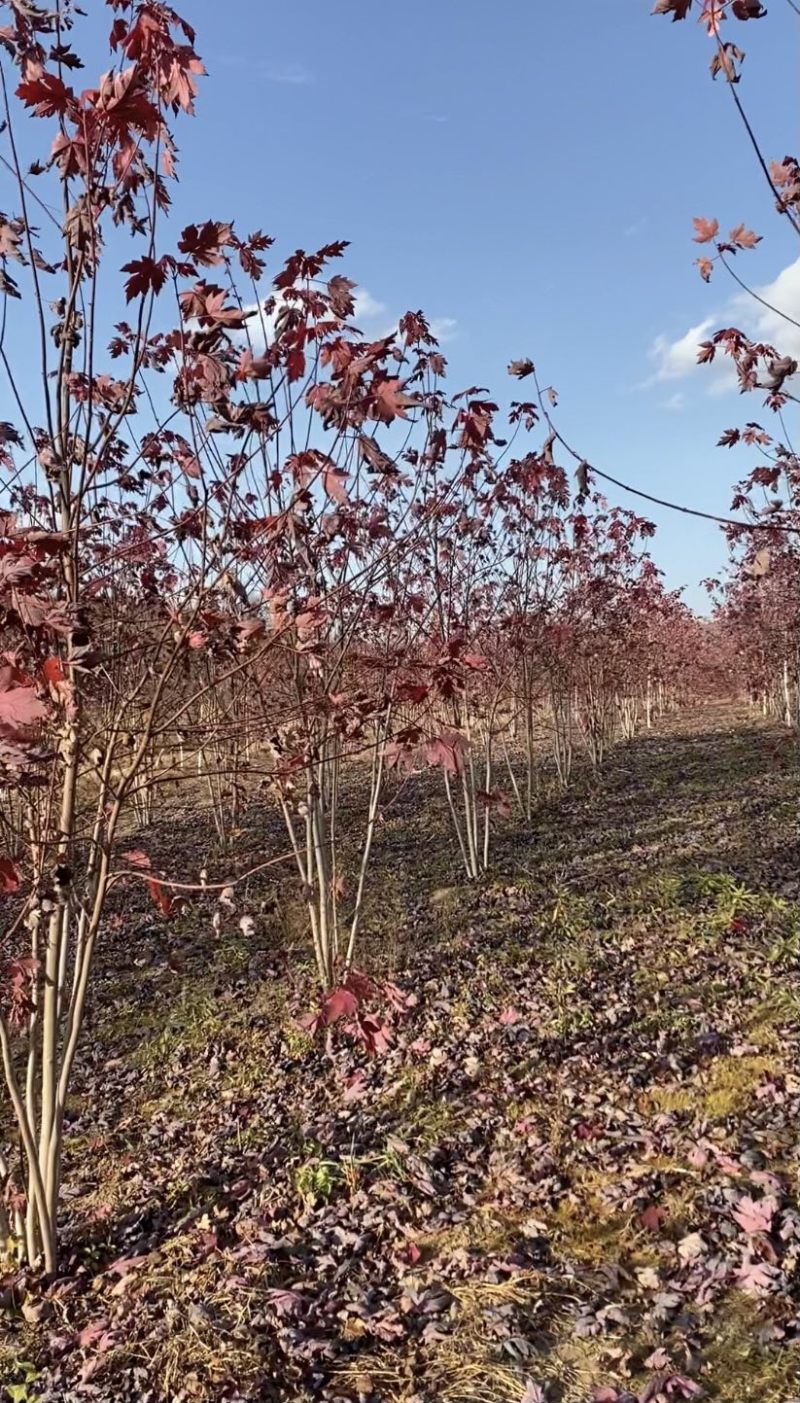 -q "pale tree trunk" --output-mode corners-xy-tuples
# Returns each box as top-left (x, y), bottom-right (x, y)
(782, 657), (793, 728)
